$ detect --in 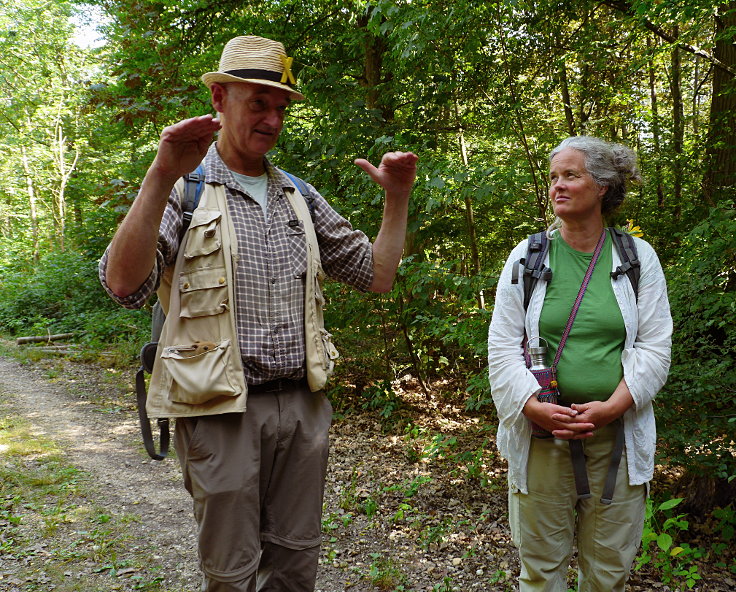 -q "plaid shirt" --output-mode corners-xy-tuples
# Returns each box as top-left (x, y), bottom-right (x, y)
(99, 143), (374, 384)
